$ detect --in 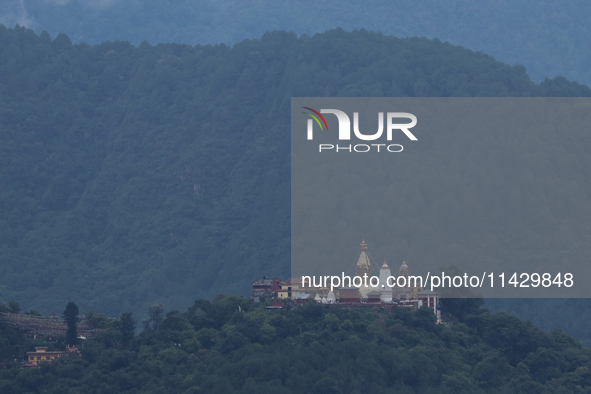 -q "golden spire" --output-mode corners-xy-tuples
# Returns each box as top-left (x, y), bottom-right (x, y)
(360, 236), (367, 250)
(399, 260), (409, 277)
